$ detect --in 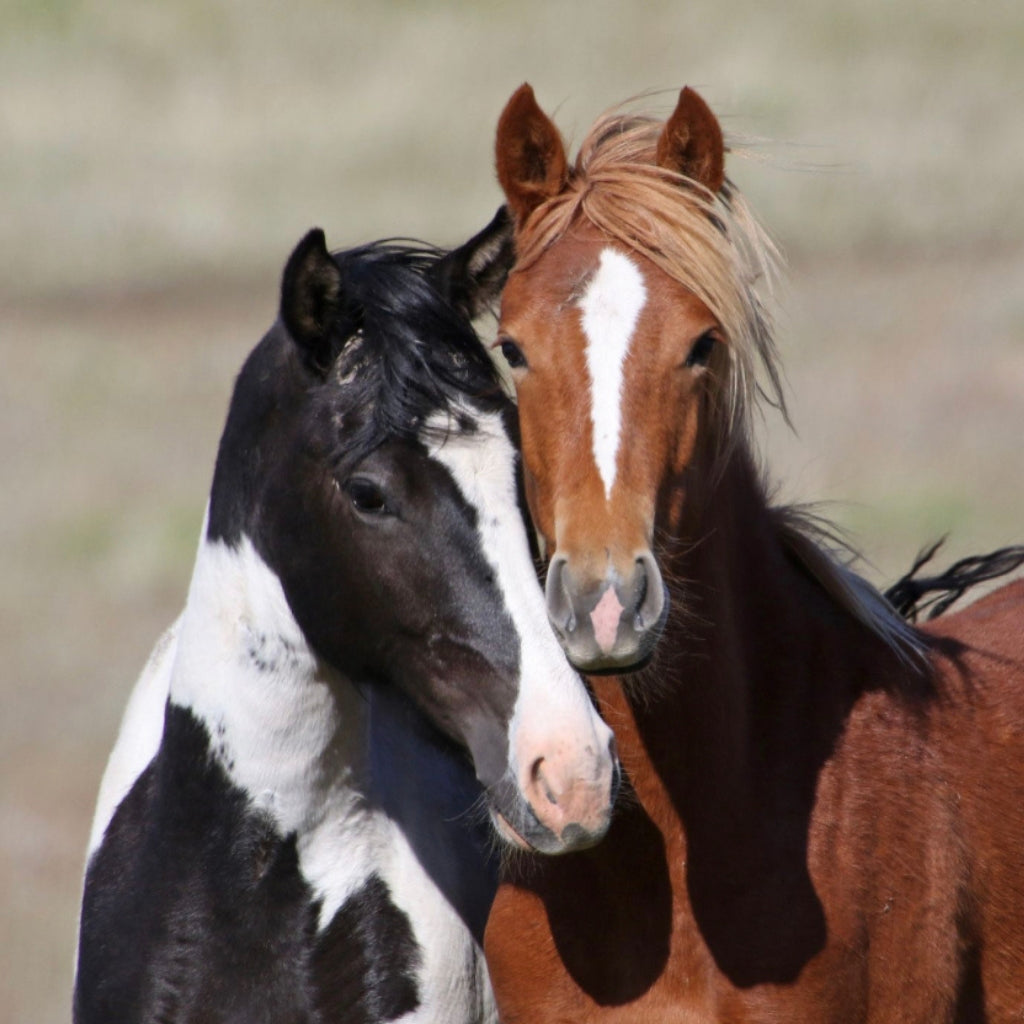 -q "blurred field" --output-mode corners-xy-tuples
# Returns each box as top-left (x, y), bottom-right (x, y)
(2, 2), (1022, 1021)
